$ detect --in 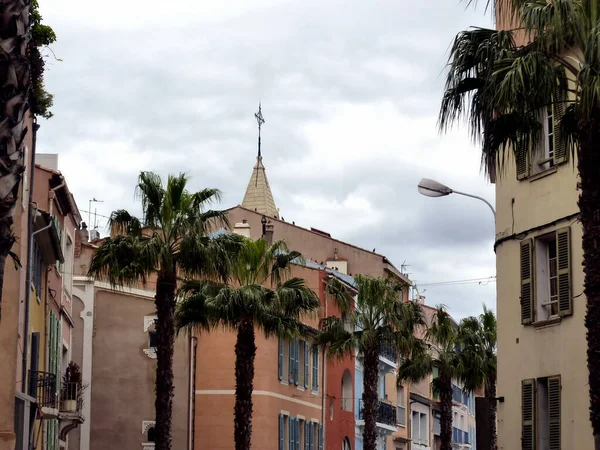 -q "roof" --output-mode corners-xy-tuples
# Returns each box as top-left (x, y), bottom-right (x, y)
(226, 205), (412, 285)
(35, 164), (82, 223)
(241, 156), (279, 219)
